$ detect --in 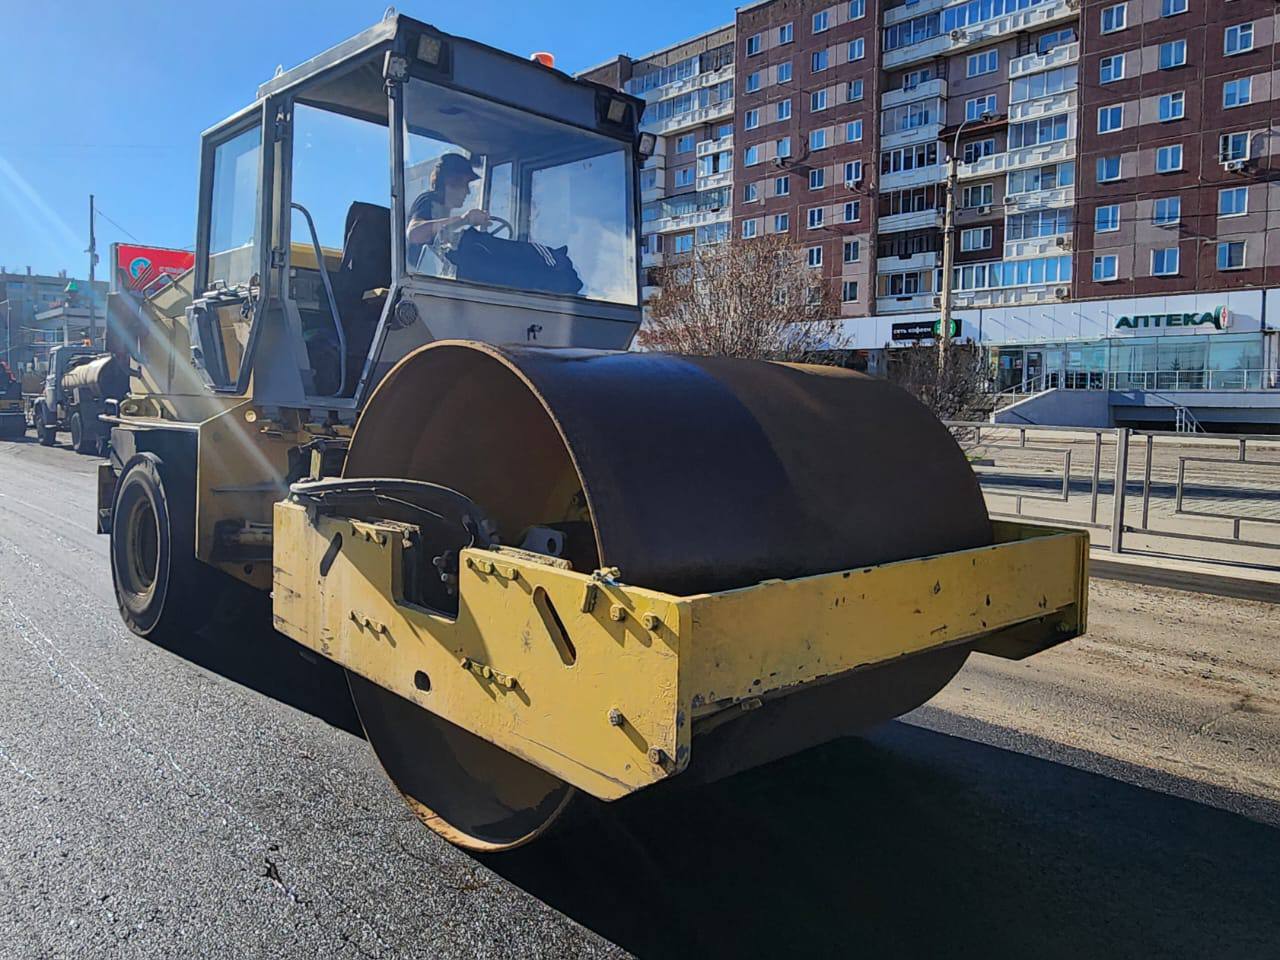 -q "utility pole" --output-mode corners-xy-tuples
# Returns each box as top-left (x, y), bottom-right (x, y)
(938, 113), (990, 374)
(1, 300), (10, 367)
(87, 193), (99, 348)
